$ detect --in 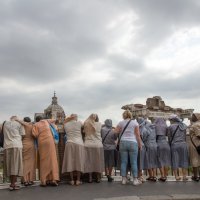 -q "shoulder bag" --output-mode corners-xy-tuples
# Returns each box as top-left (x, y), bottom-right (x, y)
(116, 119), (132, 151)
